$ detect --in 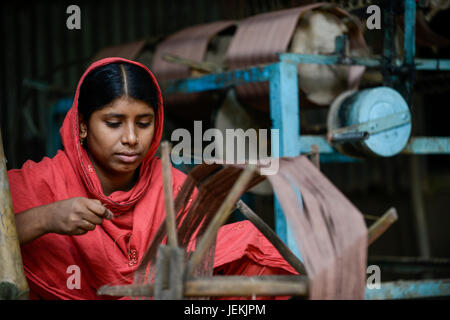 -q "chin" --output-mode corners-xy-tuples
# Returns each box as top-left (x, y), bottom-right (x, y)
(112, 161), (142, 174)
(114, 165), (138, 174)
